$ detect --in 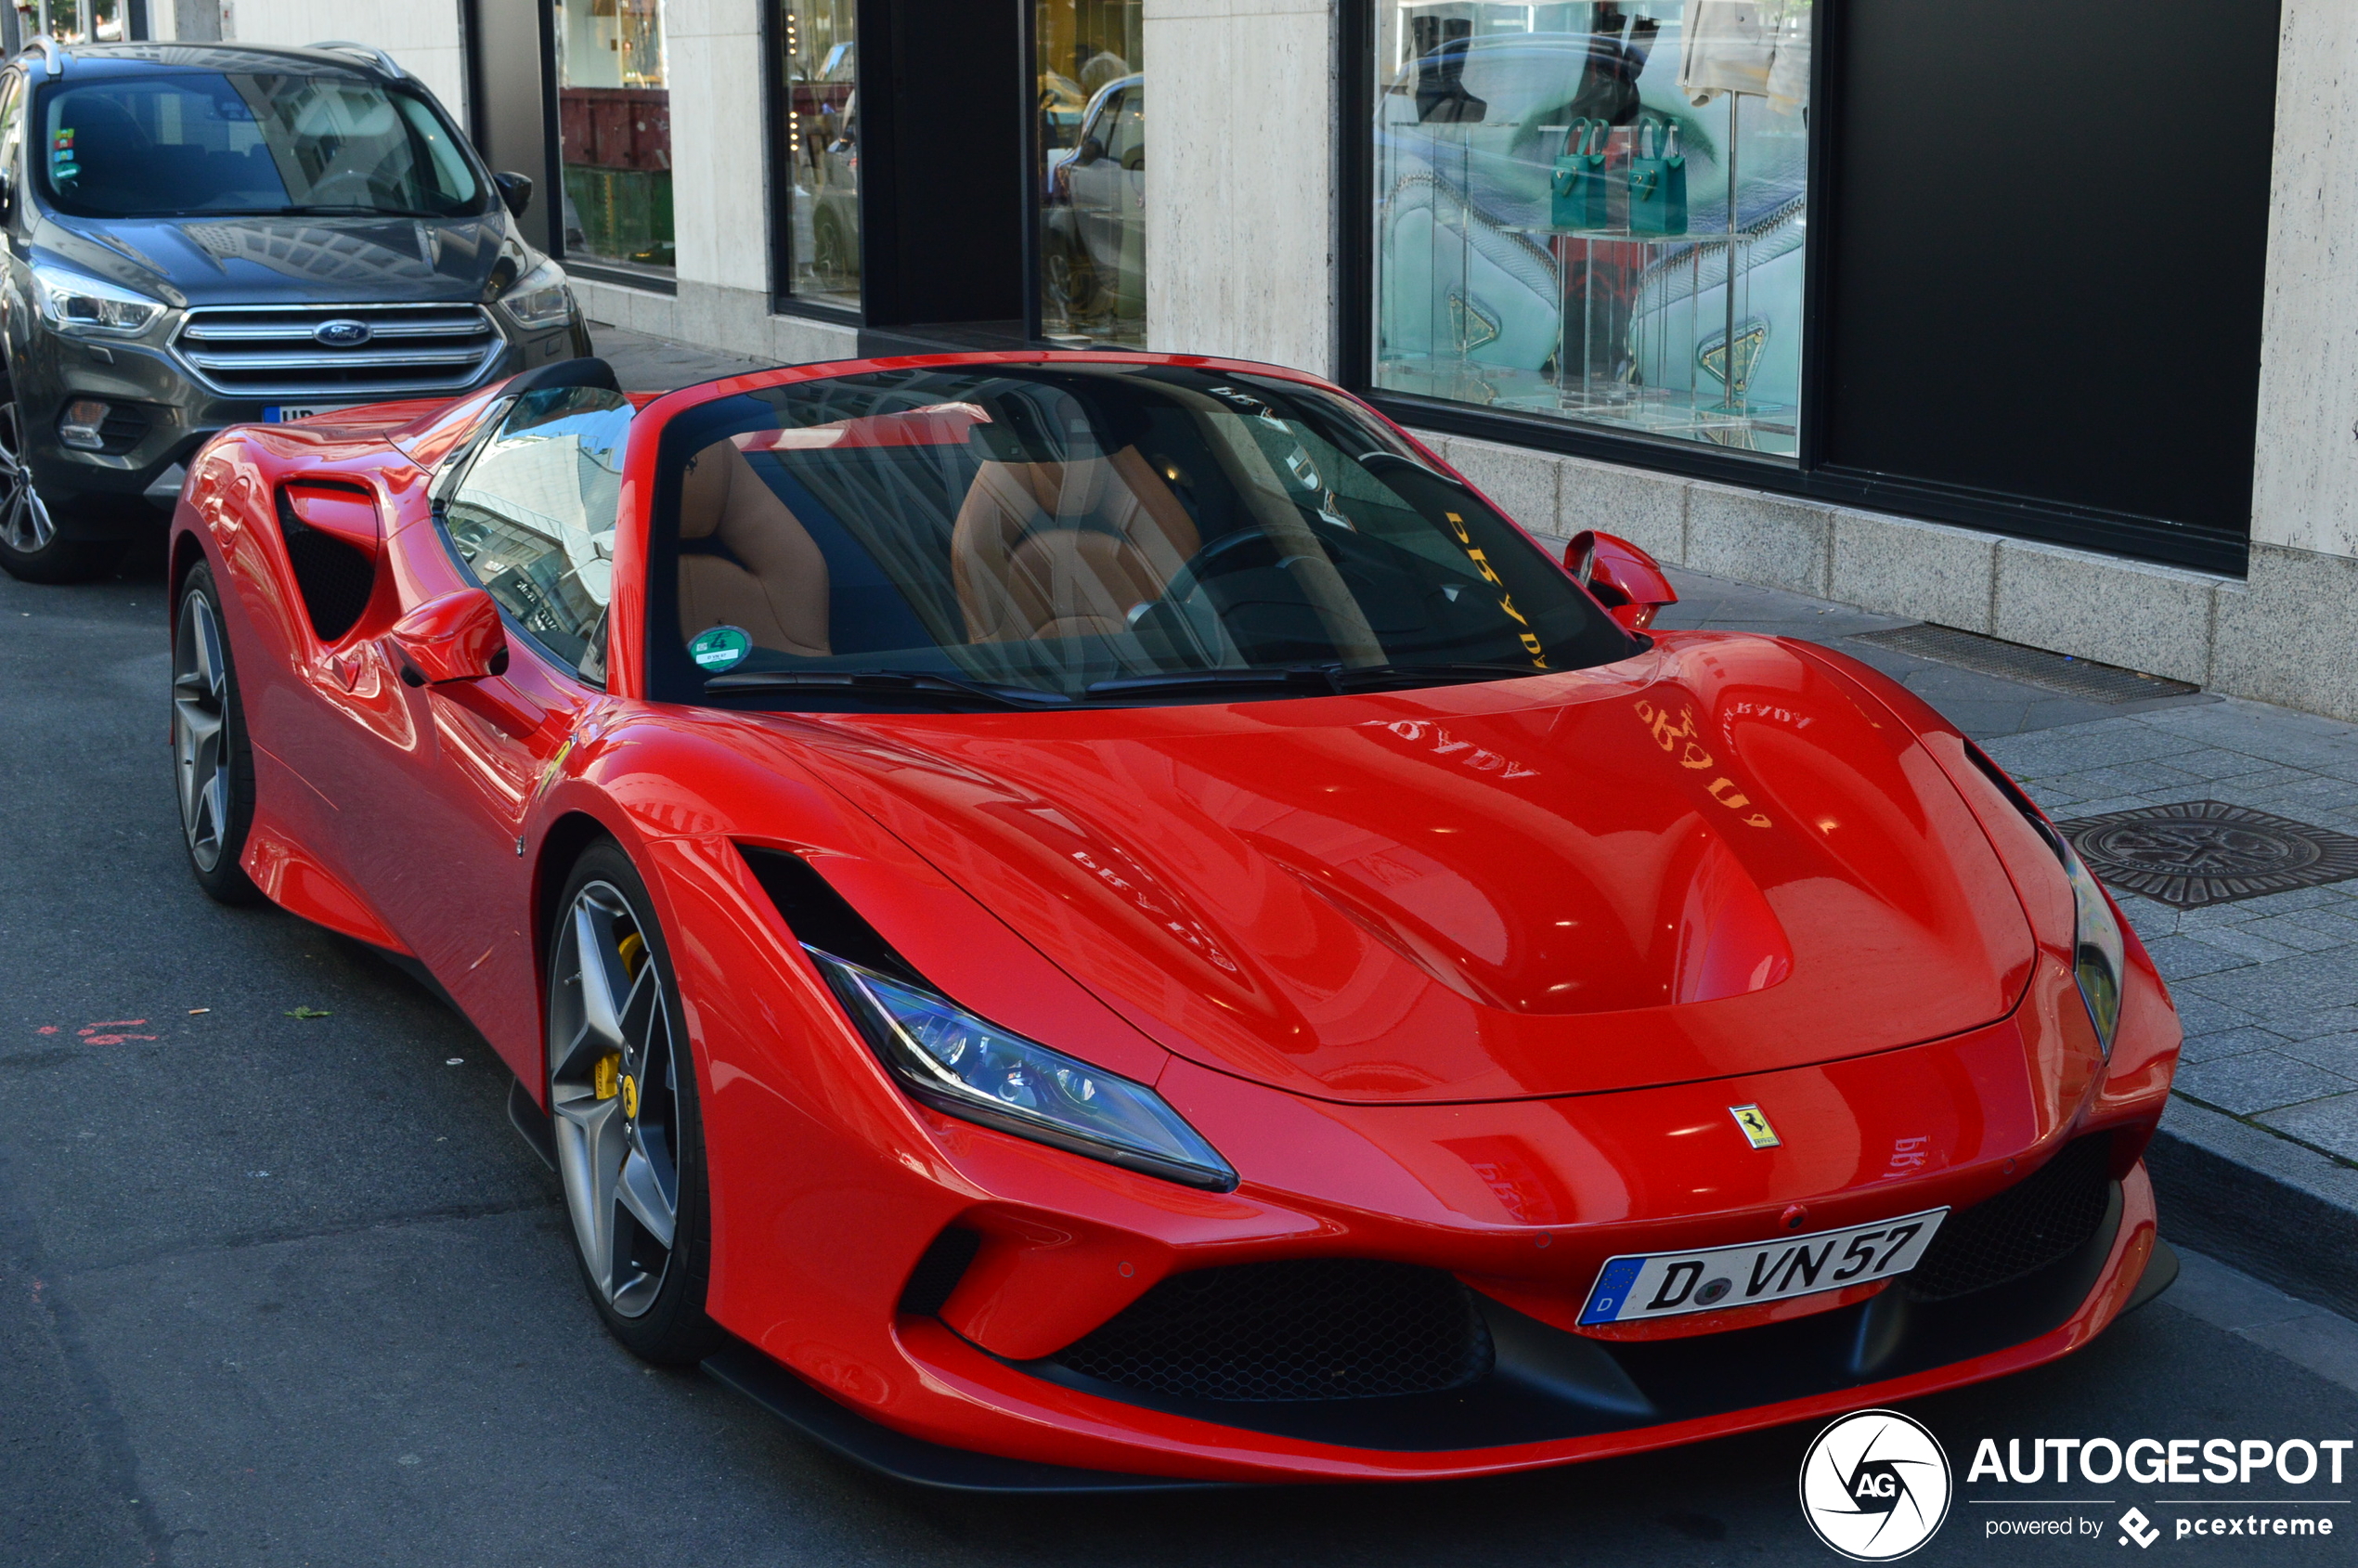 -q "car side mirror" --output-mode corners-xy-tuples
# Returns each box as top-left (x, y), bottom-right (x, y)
(1566, 529), (1678, 632)
(386, 587), (510, 685)
(494, 171), (534, 217)
(1077, 136), (1106, 164)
